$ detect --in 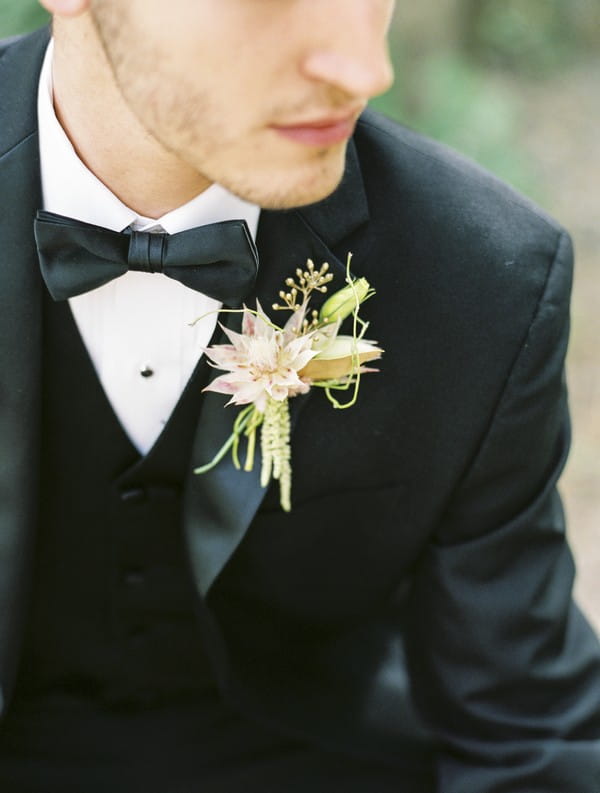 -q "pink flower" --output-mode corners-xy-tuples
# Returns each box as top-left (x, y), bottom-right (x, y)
(203, 302), (318, 413)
